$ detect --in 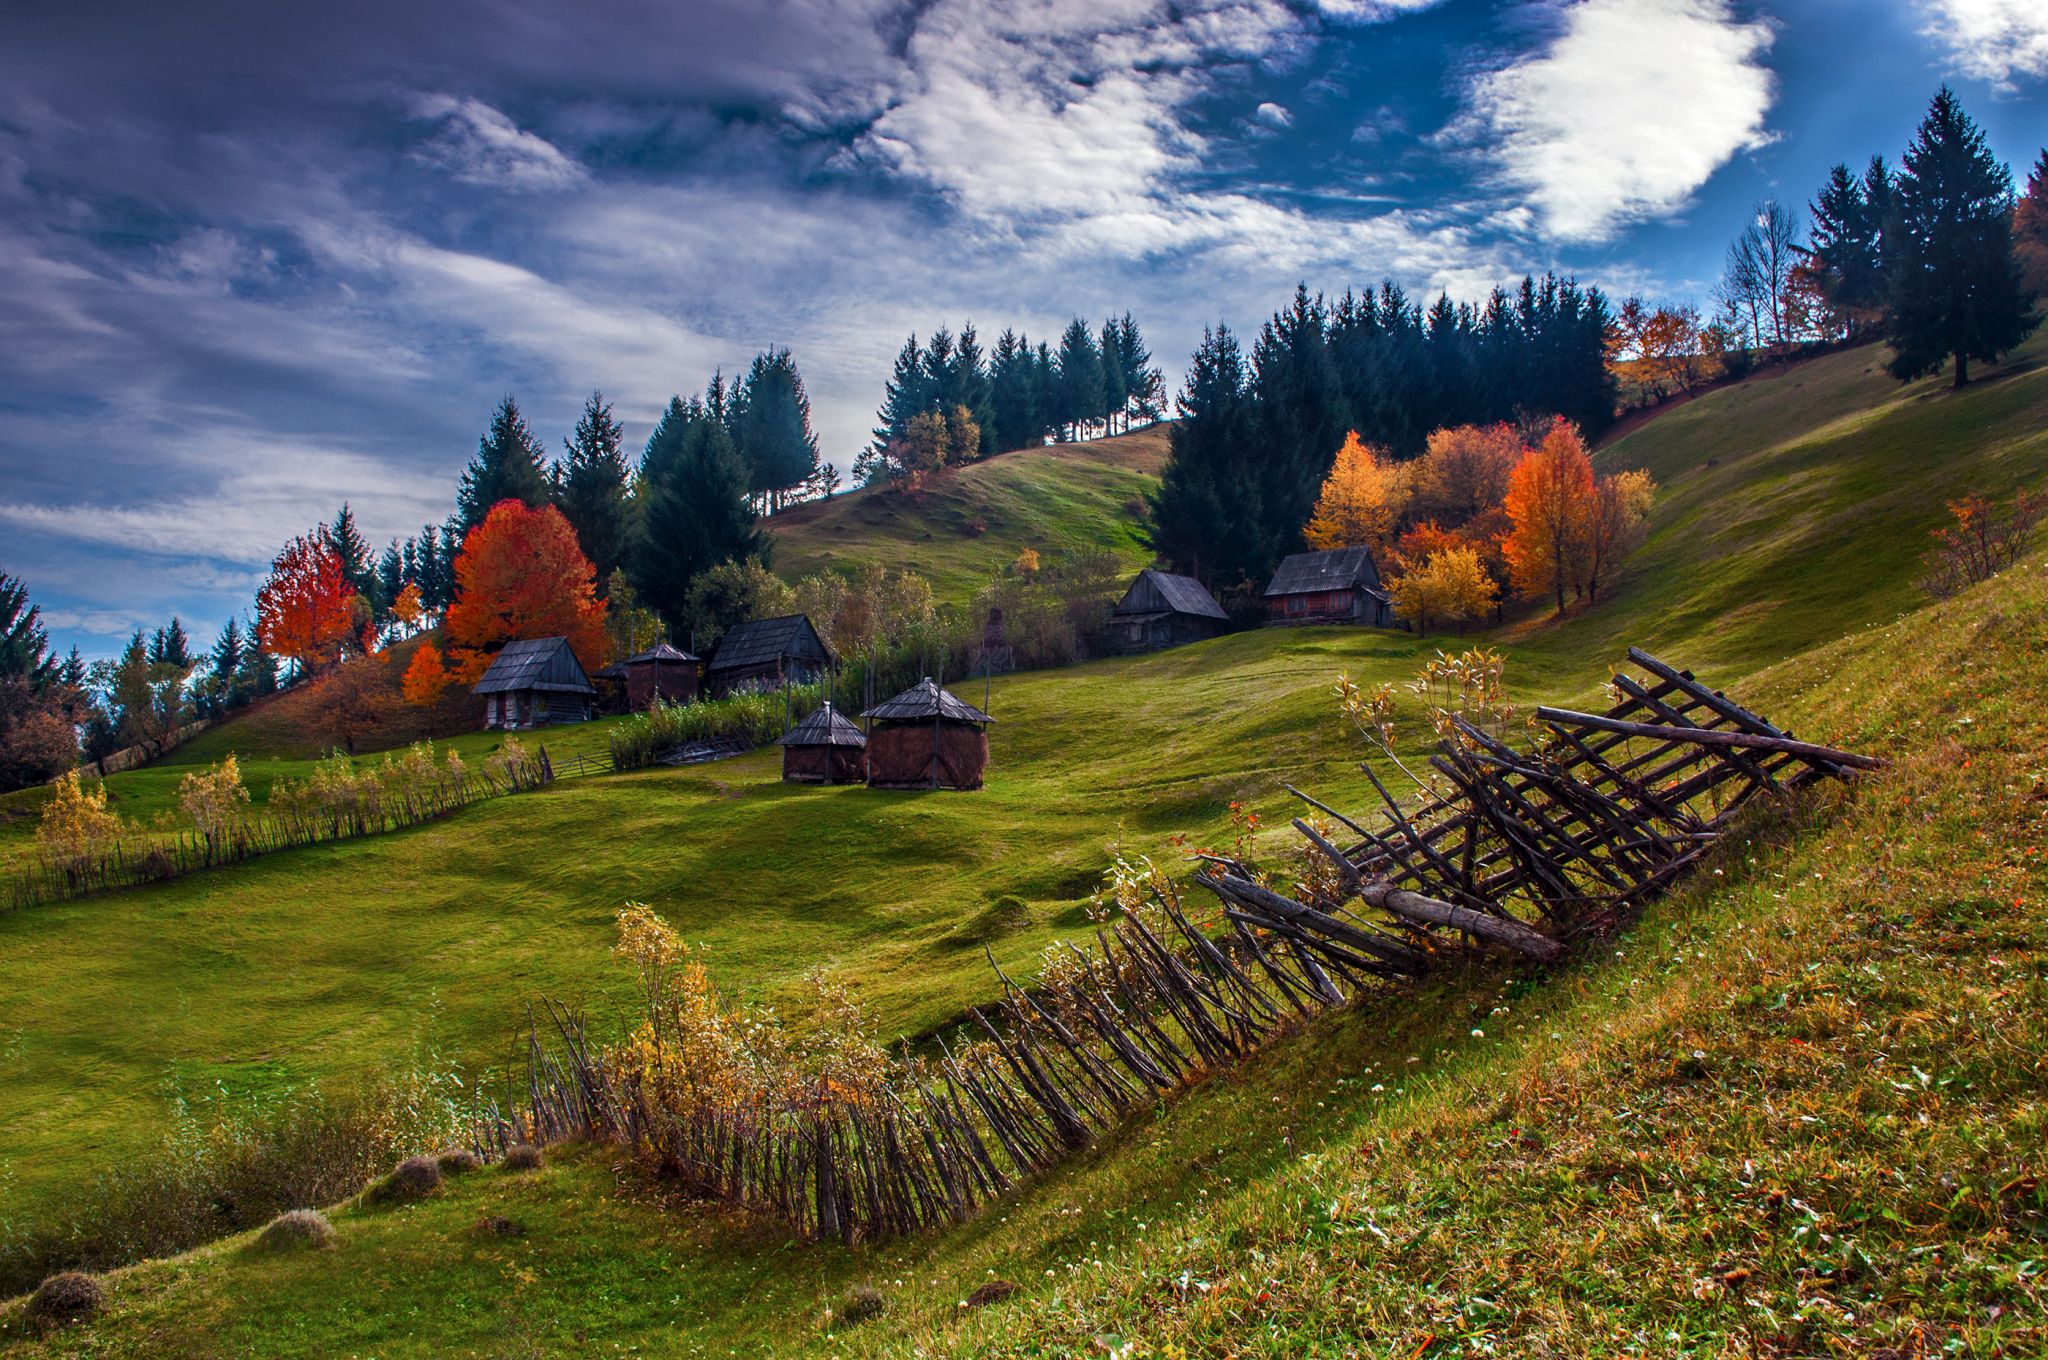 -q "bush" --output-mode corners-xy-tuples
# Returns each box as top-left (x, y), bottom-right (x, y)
(836, 1284), (887, 1327)
(365, 1154), (443, 1205)
(608, 686), (822, 772)
(502, 1143), (545, 1172)
(253, 1209), (334, 1253)
(26, 1271), (103, 1329)
(435, 1147), (482, 1176)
